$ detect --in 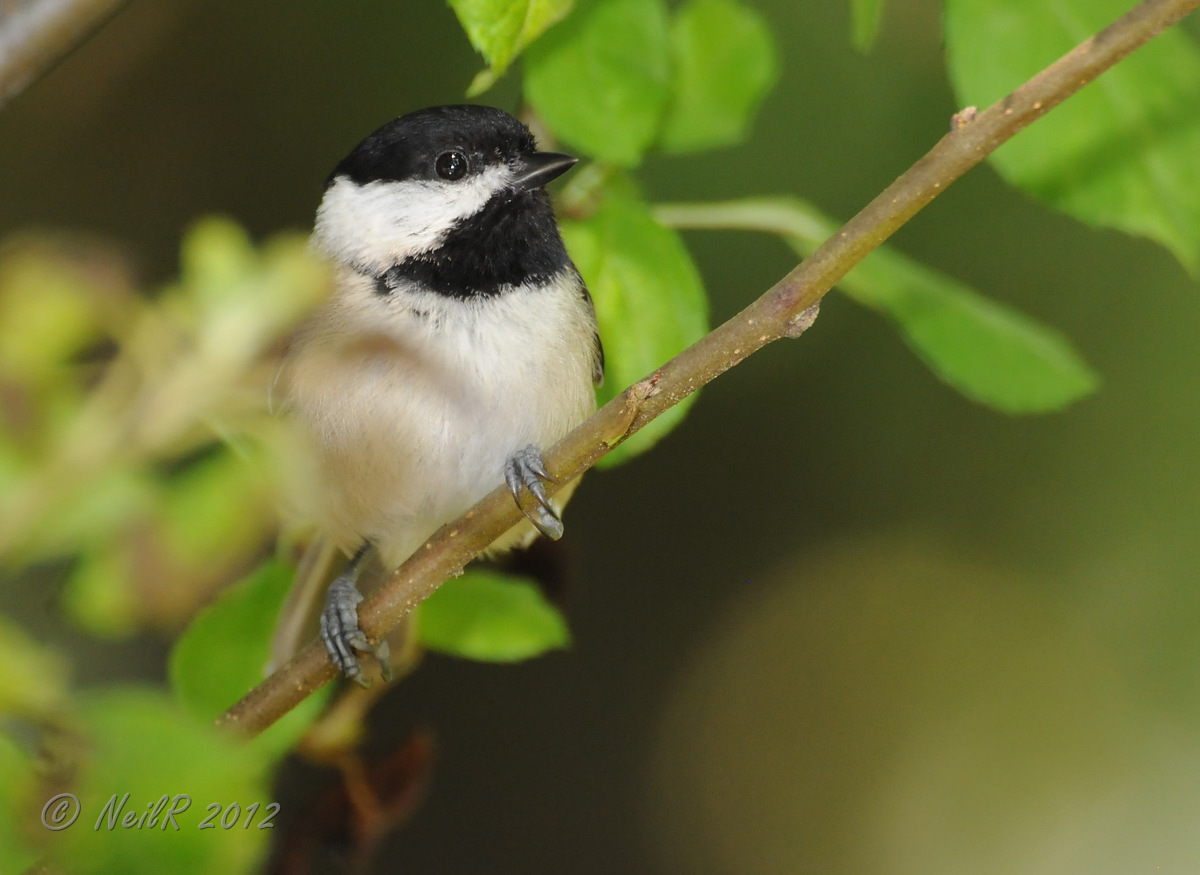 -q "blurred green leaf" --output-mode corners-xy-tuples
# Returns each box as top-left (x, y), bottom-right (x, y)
(417, 569), (570, 662)
(23, 466), (157, 563)
(0, 221), (325, 572)
(58, 450), (276, 639)
(170, 560), (329, 758)
(0, 435), (21, 494)
(0, 218), (328, 639)
(524, 0), (670, 166)
(52, 689), (269, 875)
(0, 242), (107, 383)
(655, 198), (1098, 413)
(659, 0), (778, 154)
(562, 186), (709, 465)
(945, 0), (1200, 274)
(450, 0), (574, 95)
(0, 614), (70, 721)
(0, 733), (37, 874)
(849, 0), (885, 52)
(178, 218), (257, 308)
(173, 219), (326, 371)
(160, 448), (271, 571)
(62, 545), (141, 638)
